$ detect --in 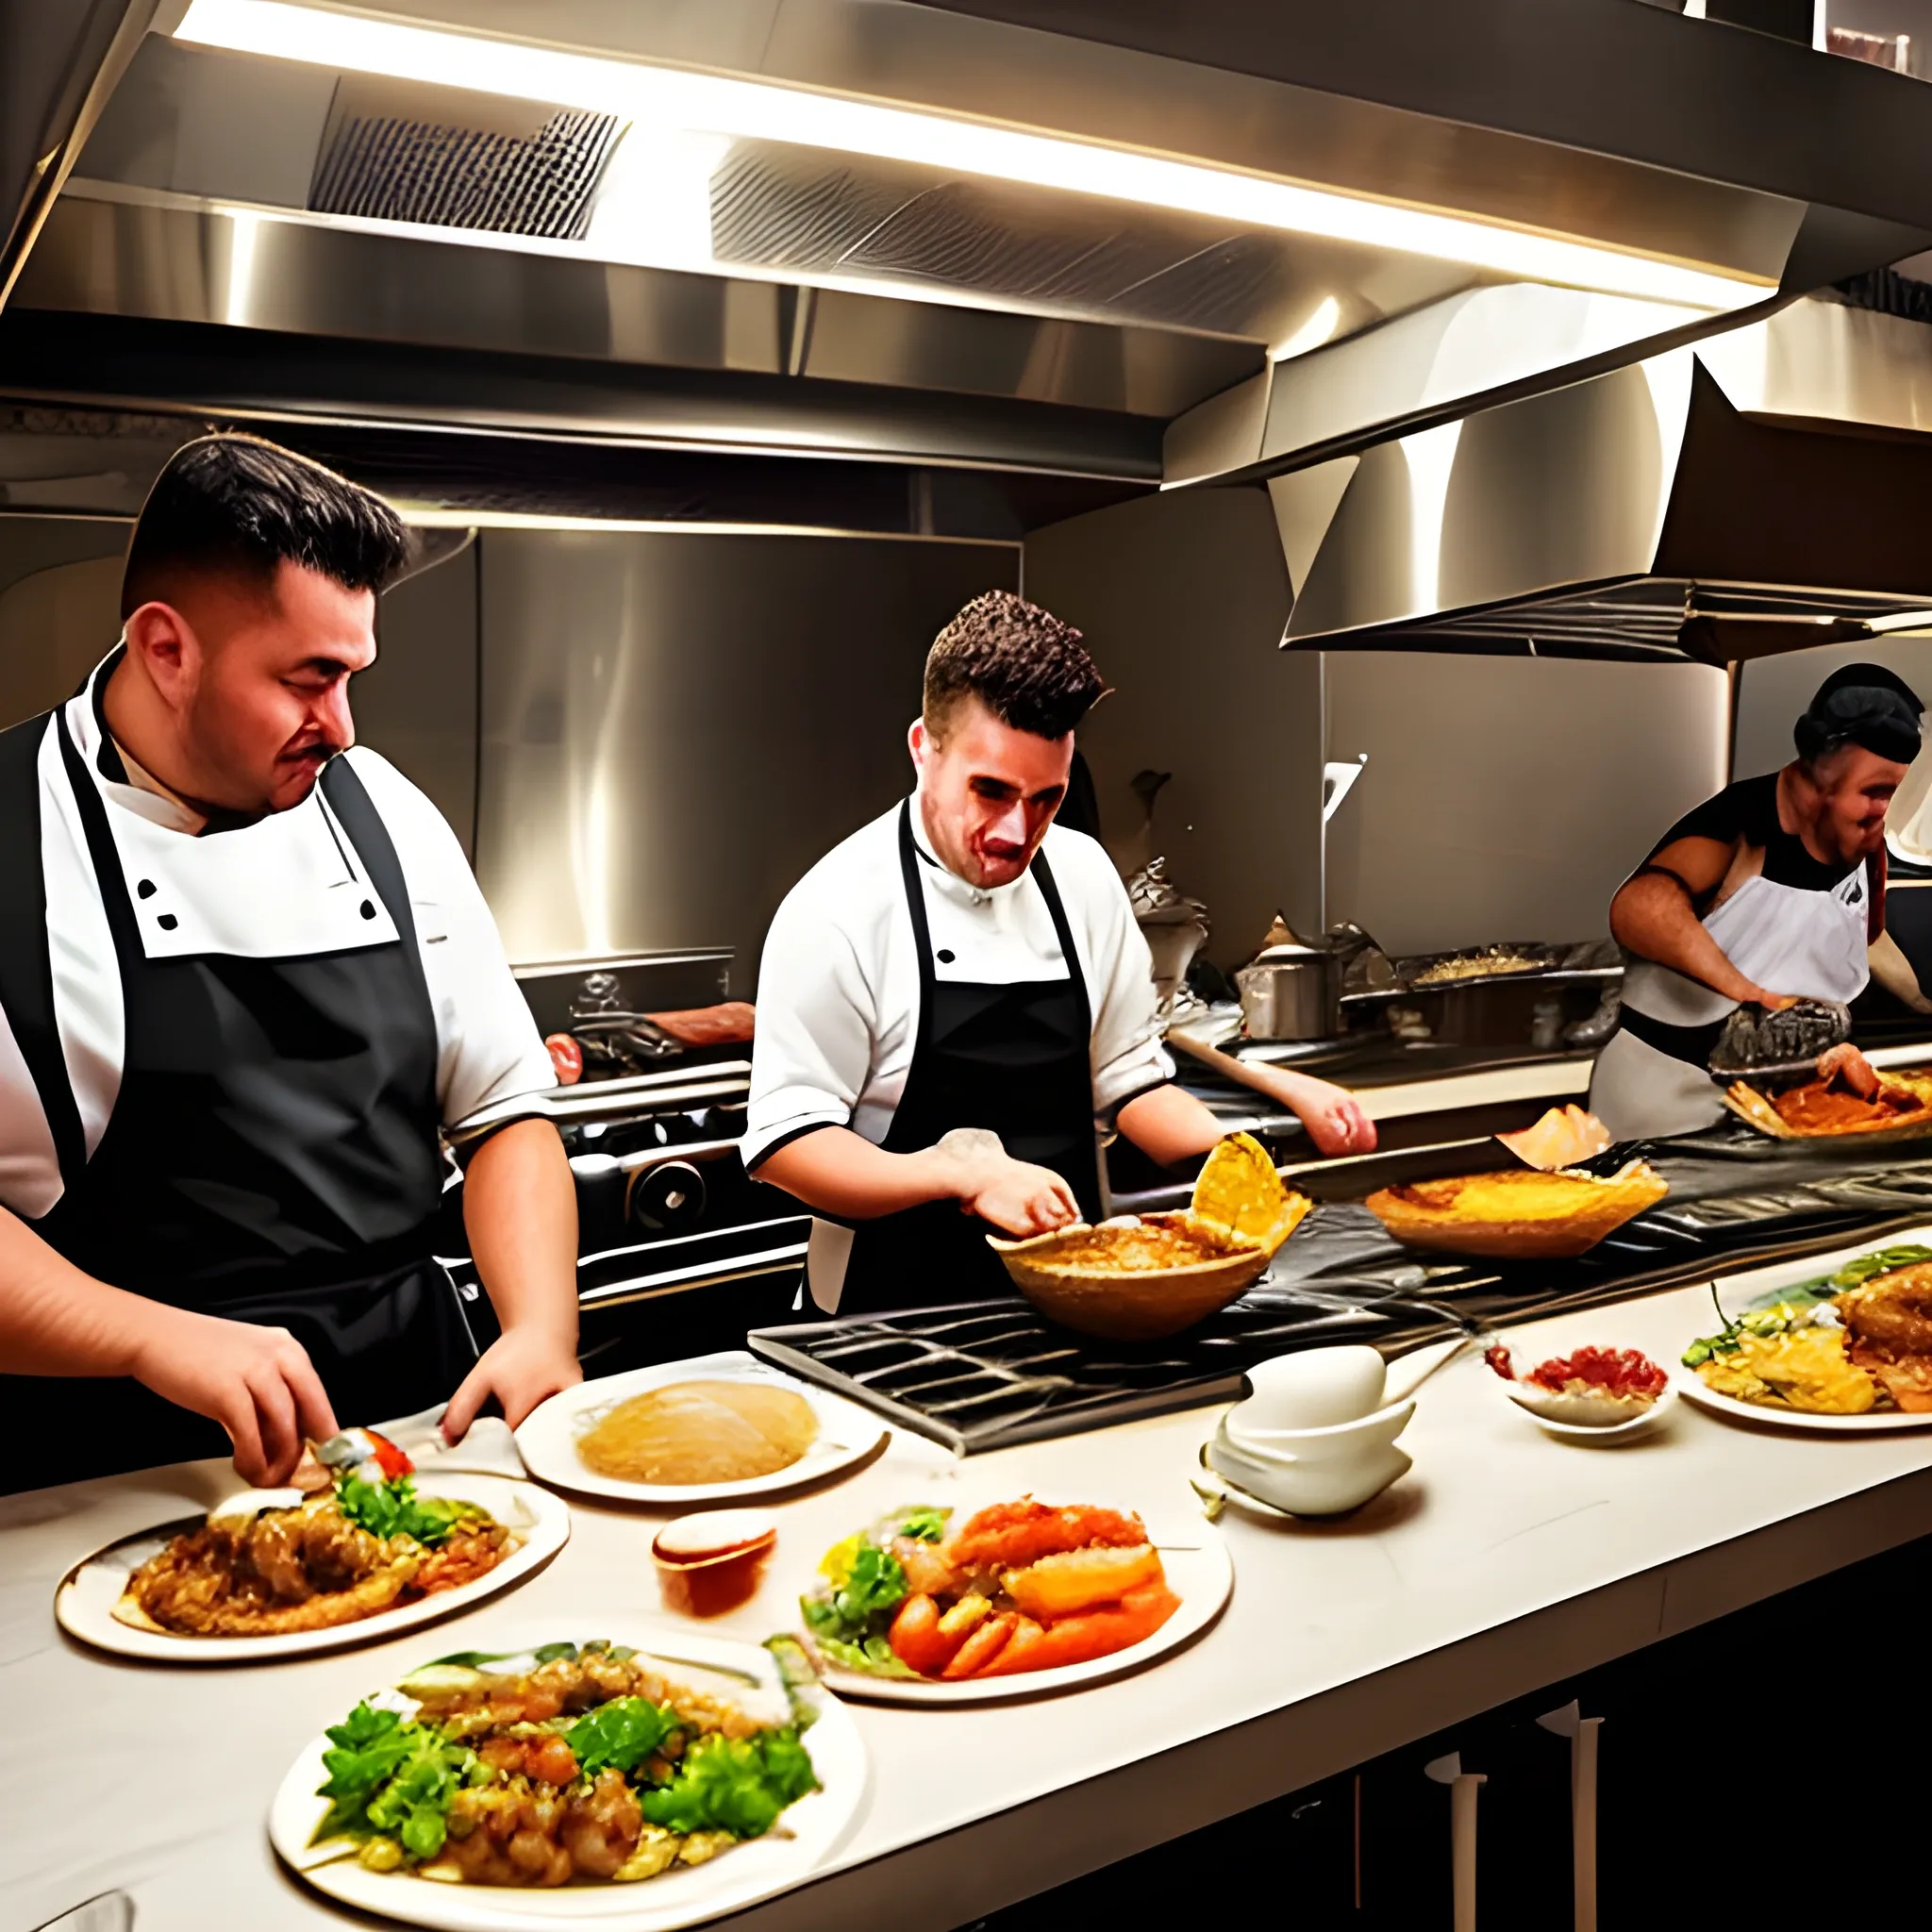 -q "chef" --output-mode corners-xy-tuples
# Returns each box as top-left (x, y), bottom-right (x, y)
(0, 435), (579, 1493)
(745, 589), (1374, 1314)
(1590, 663), (1931, 1141)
